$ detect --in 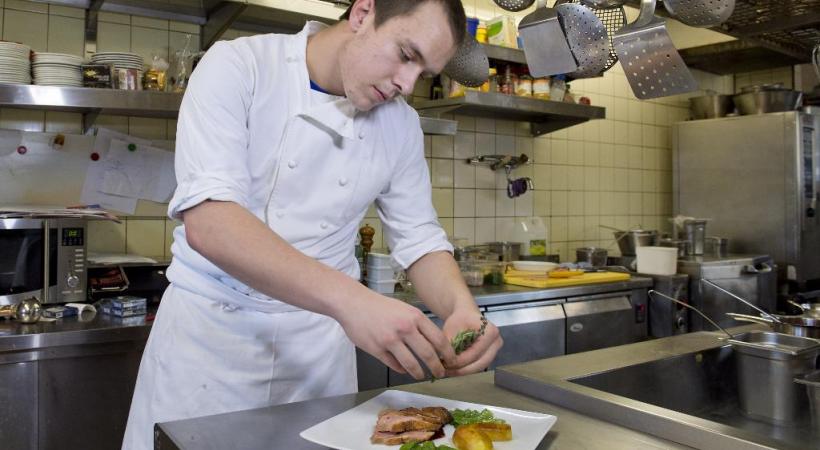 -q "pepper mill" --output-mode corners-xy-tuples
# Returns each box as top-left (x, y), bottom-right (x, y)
(359, 223), (375, 279)
(0, 297), (42, 324)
